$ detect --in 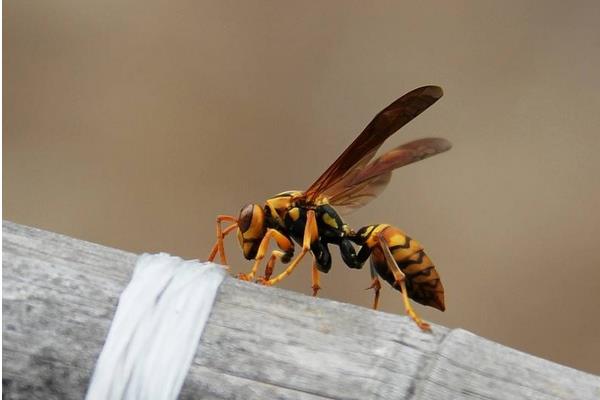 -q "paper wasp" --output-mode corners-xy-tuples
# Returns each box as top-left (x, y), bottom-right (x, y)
(208, 85), (450, 330)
